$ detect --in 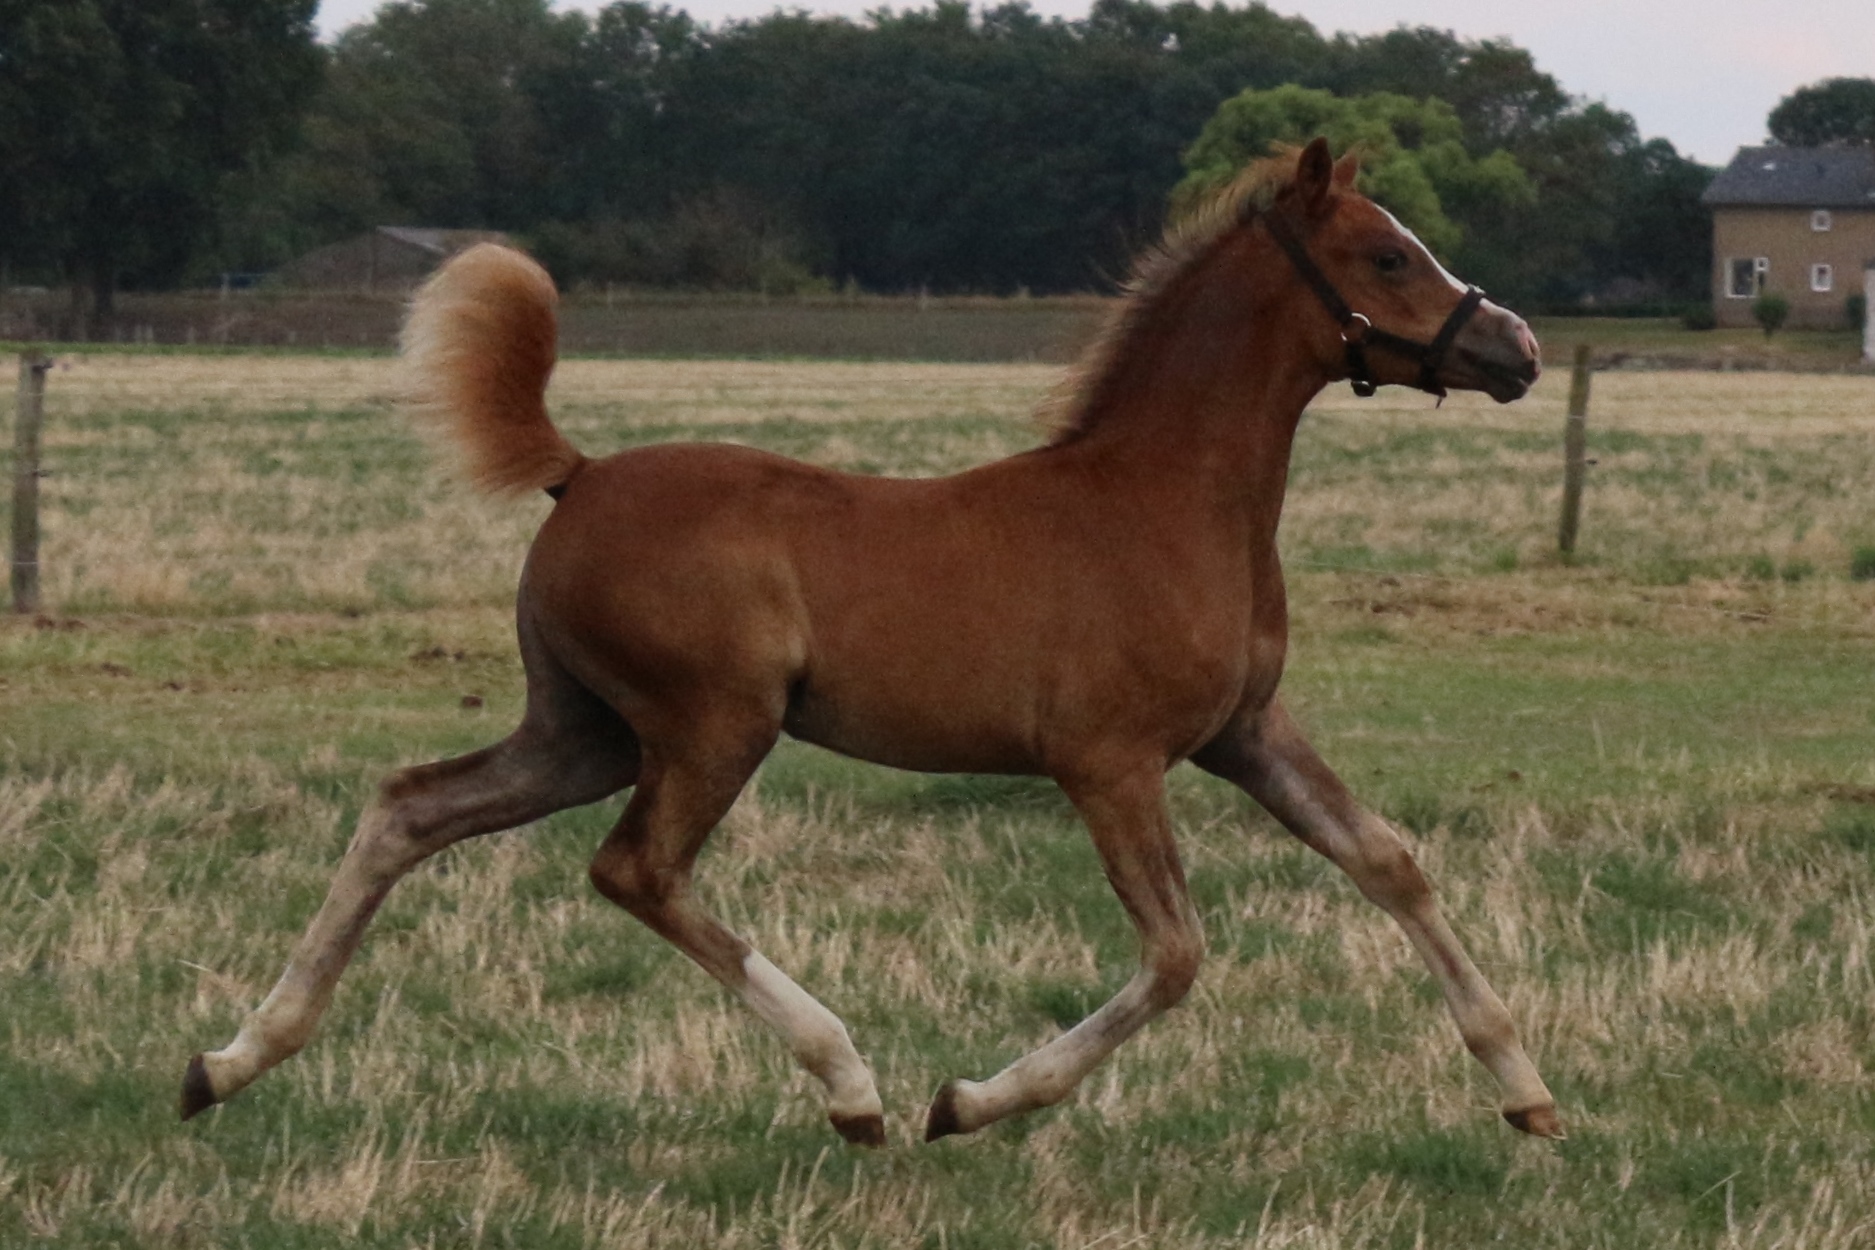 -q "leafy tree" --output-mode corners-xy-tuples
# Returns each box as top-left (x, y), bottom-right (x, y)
(179, 0), (1717, 304)
(272, 0), (588, 238)
(0, 0), (320, 321)
(532, 2), (701, 224)
(1320, 26), (1569, 153)
(1176, 84), (1533, 258)
(665, 1), (1325, 292)
(1453, 102), (1710, 306)
(1769, 77), (1875, 147)
(1596, 137), (1713, 300)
